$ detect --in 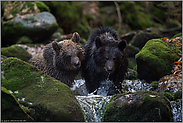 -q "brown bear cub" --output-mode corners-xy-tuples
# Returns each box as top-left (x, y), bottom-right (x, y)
(82, 26), (128, 95)
(28, 32), (85, 87)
